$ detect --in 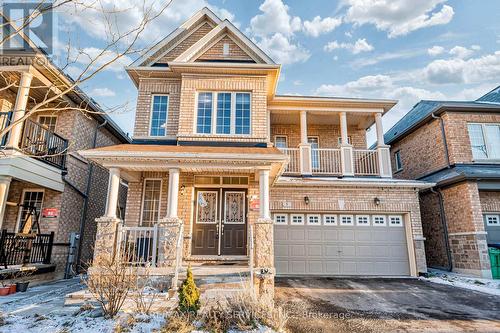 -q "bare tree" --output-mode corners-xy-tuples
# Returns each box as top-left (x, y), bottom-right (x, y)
(0, 0), (173, 155)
